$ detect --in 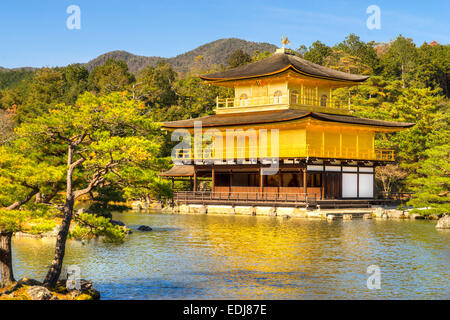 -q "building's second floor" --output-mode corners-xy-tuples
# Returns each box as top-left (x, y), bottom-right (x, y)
(166, 110), (415, 163)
